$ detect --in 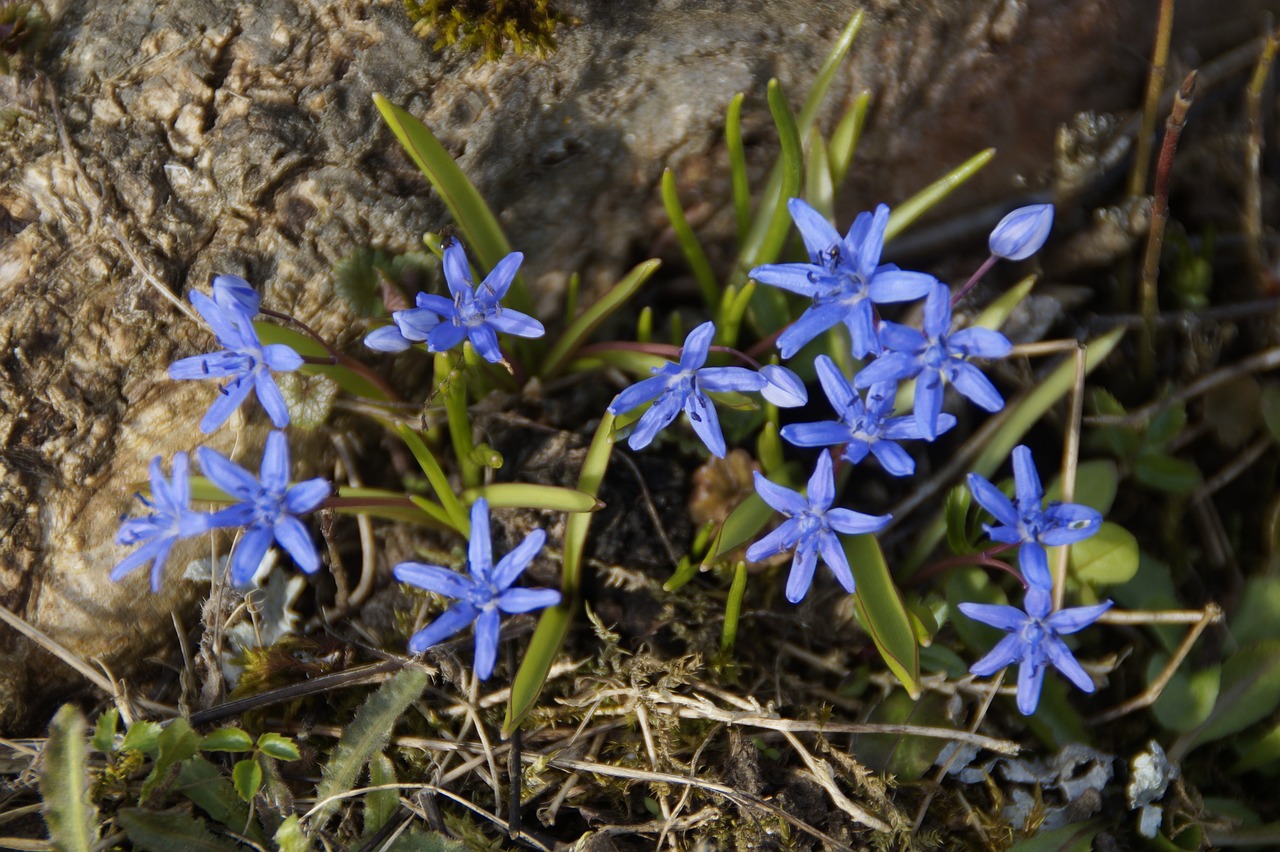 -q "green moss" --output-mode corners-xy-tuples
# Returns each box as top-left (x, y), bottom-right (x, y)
(0, 2), (49, 74)
(403, 0), (568, 61)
